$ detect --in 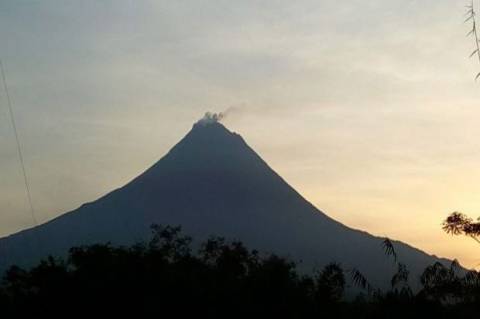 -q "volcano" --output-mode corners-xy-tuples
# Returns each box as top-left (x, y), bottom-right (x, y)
(0, 117), (450, 288)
